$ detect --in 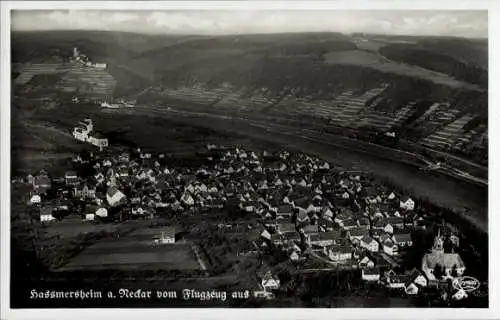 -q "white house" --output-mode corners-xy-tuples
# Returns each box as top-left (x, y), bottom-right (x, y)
(94, 62), (107, 69)
(106, 187), (126, 207)
(261, 271), (280, 291)
(408, 269), (428, 288)
(96, 207), (108, 218)
(359, 256), (375, 269)
(40, 207), (55, 222)
(325, 245), (352, 261)
(400, 197), (415, 211)
(382, 239), (399, 256)
(405, 282), (419, 295)
(30, 194), (42, 204)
